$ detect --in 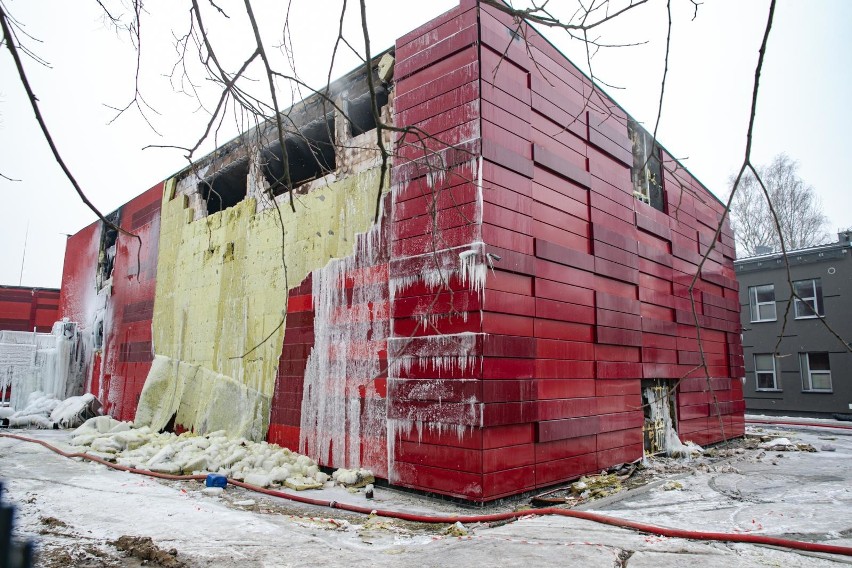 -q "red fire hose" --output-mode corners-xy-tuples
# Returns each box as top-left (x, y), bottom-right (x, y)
(2, 432), (851, 557)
